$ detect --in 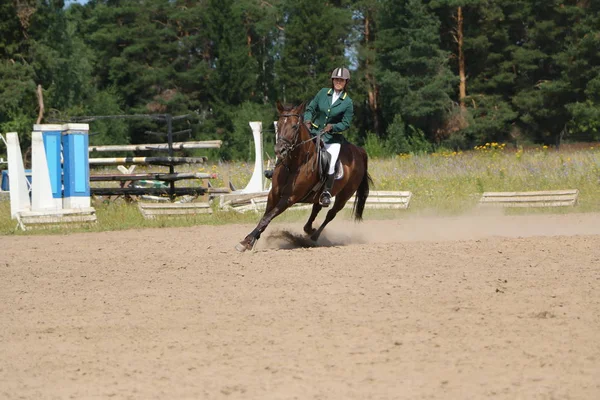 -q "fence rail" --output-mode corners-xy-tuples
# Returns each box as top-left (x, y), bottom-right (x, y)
(479, 189), (579, 208)
(89, 140), (222, 152)
(137, 201), (213, 219)
(219, 190), (413, 213)
(15, 207), (97, 231)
